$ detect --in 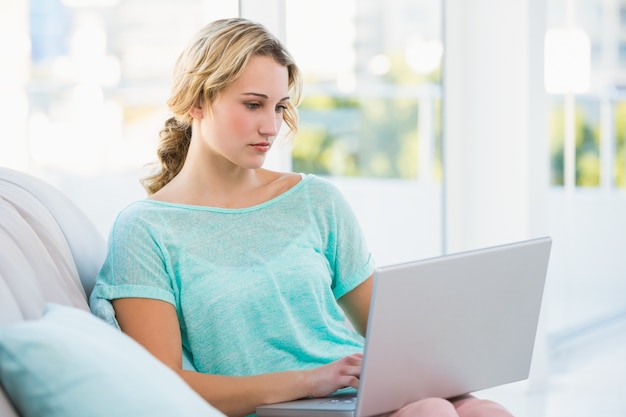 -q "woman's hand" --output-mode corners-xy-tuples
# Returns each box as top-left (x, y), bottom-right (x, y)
(304, 353), (362, 398)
